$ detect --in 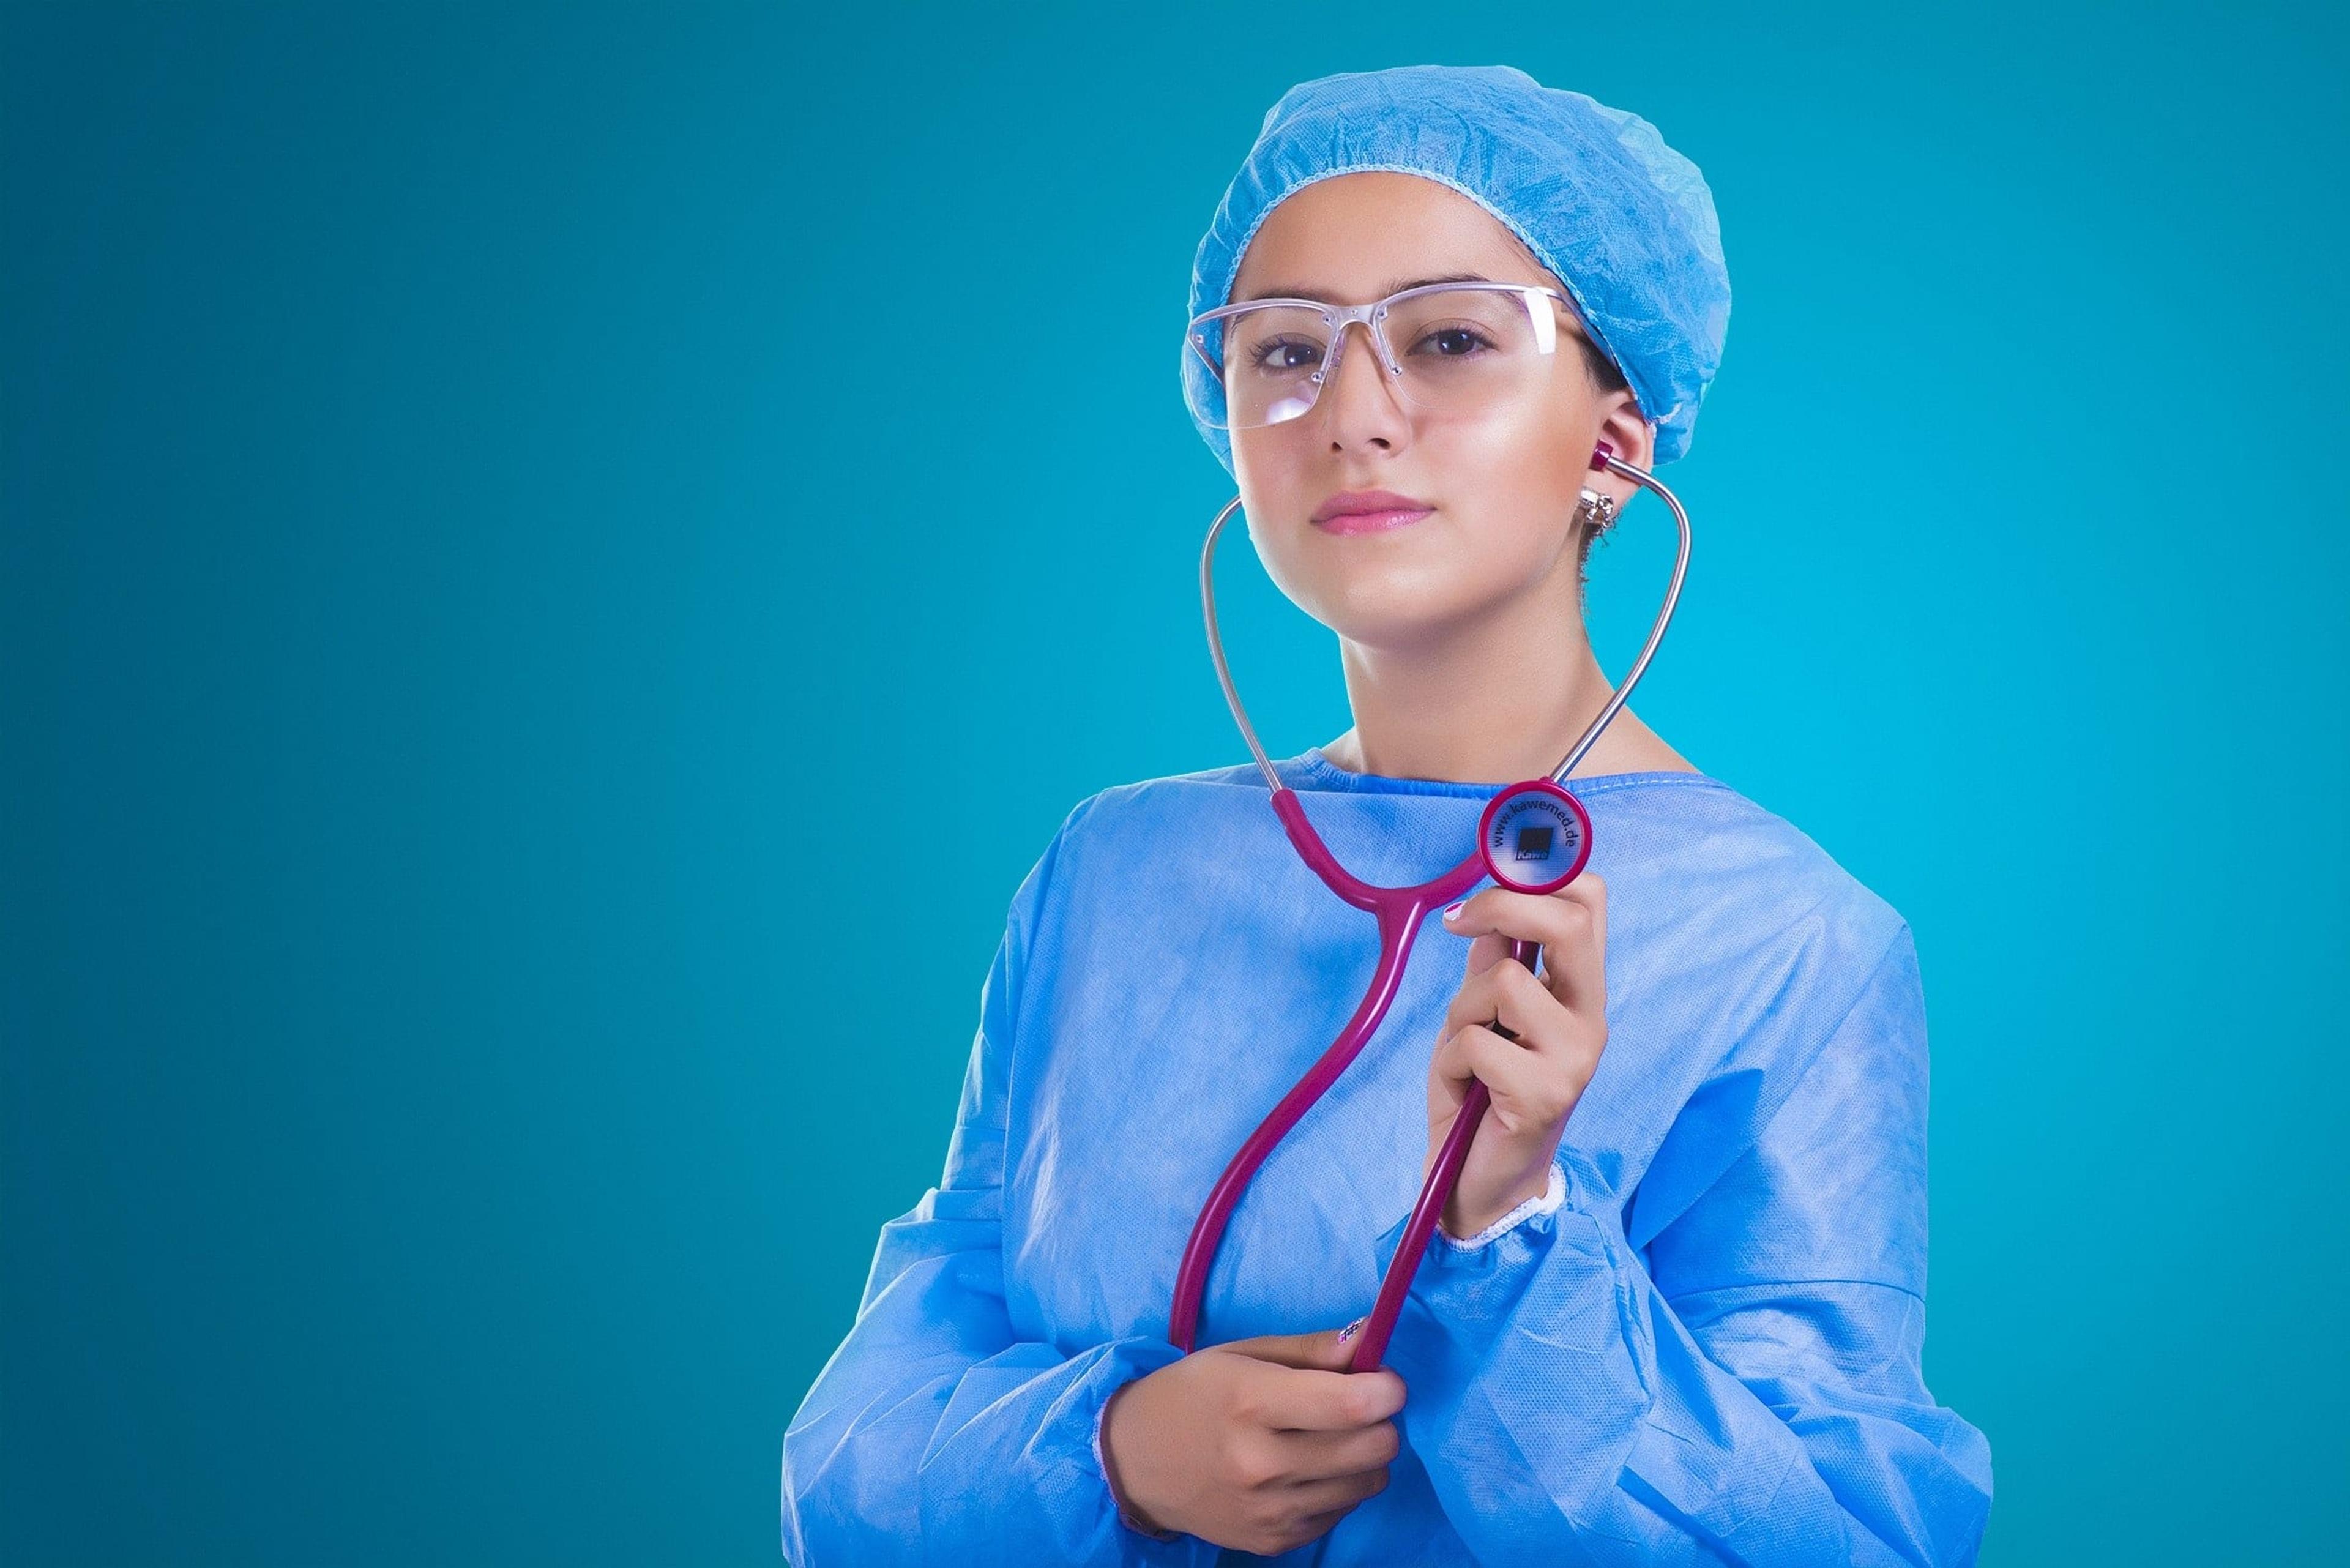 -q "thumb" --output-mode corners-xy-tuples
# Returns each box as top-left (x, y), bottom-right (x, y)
(1218, 1321), (1365, 1372)
(1465, 931), (1510, 975)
